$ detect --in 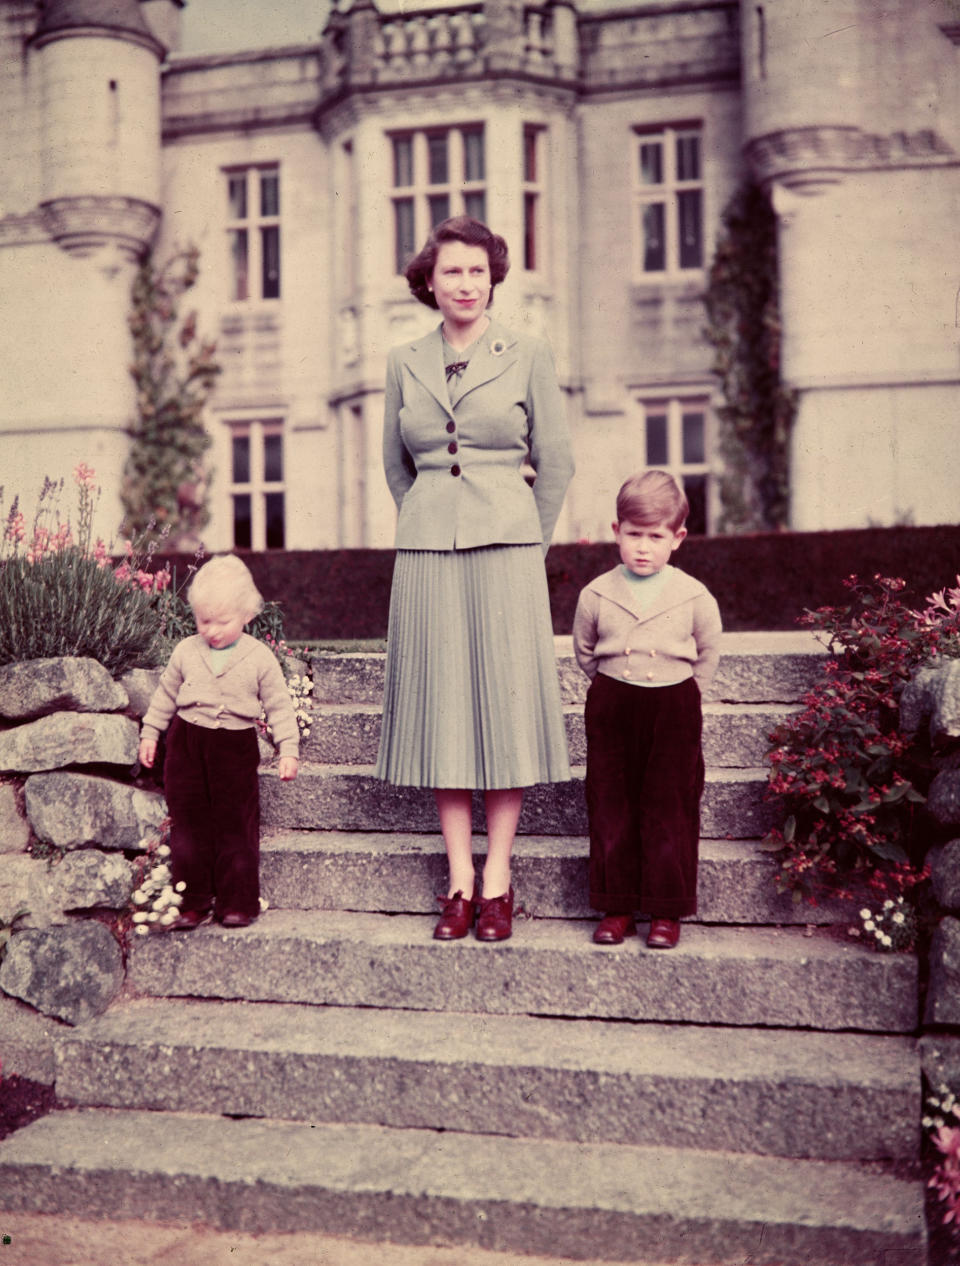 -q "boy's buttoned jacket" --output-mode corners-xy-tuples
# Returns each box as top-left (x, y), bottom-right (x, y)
(382, 319), (574, 551)
(141, 633), (300, 757)
(573, 564), (722, 694)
